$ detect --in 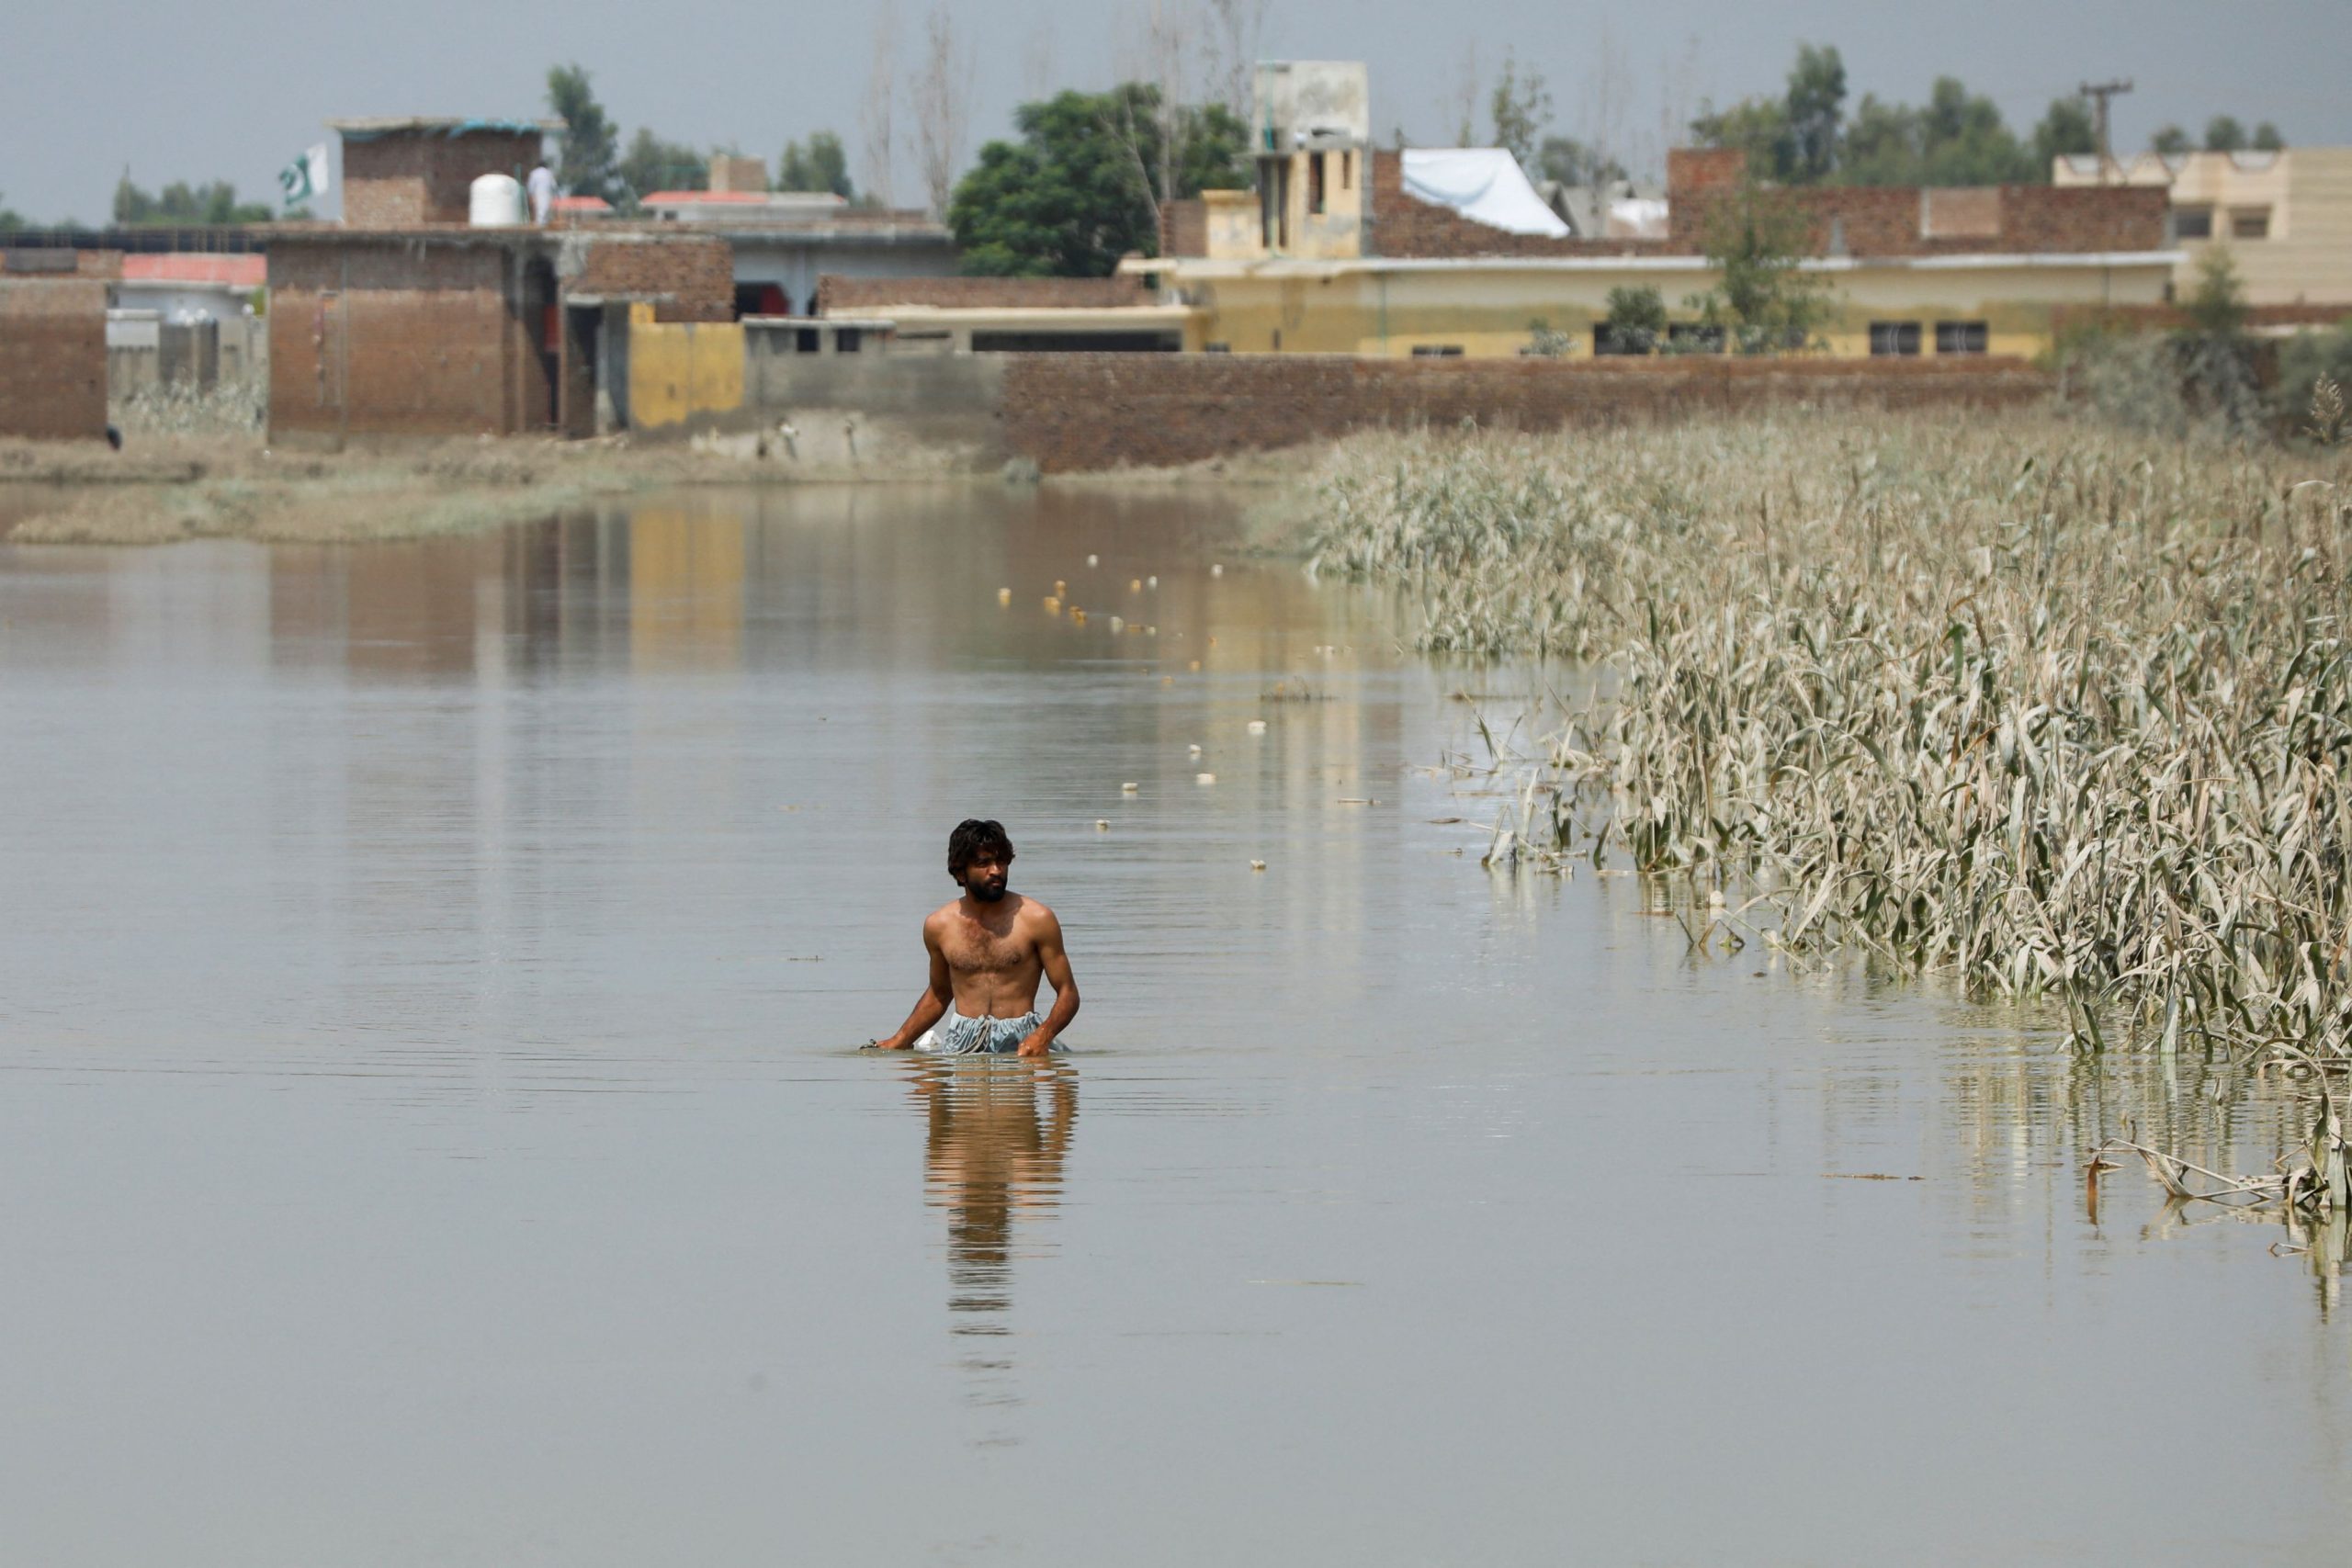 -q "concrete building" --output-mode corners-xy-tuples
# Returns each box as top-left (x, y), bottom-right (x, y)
(1132, 63), (2175, 360)
(813, 276), (1187, 352)
(634, 191), (959, 318)
(107, 253), (268, 394)
(2053, 148), (2352, 310)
